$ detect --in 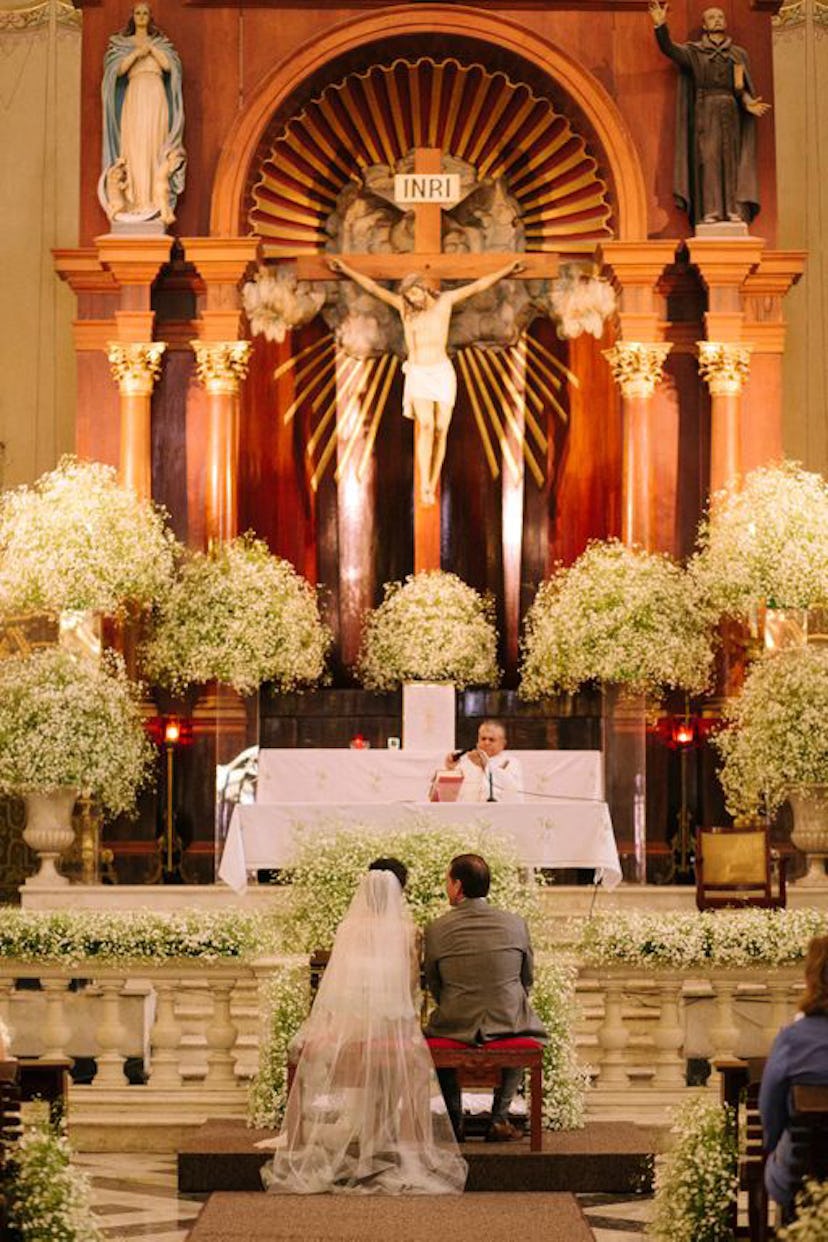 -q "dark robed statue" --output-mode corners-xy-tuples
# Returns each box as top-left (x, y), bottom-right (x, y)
(649, 2), (770, 227)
